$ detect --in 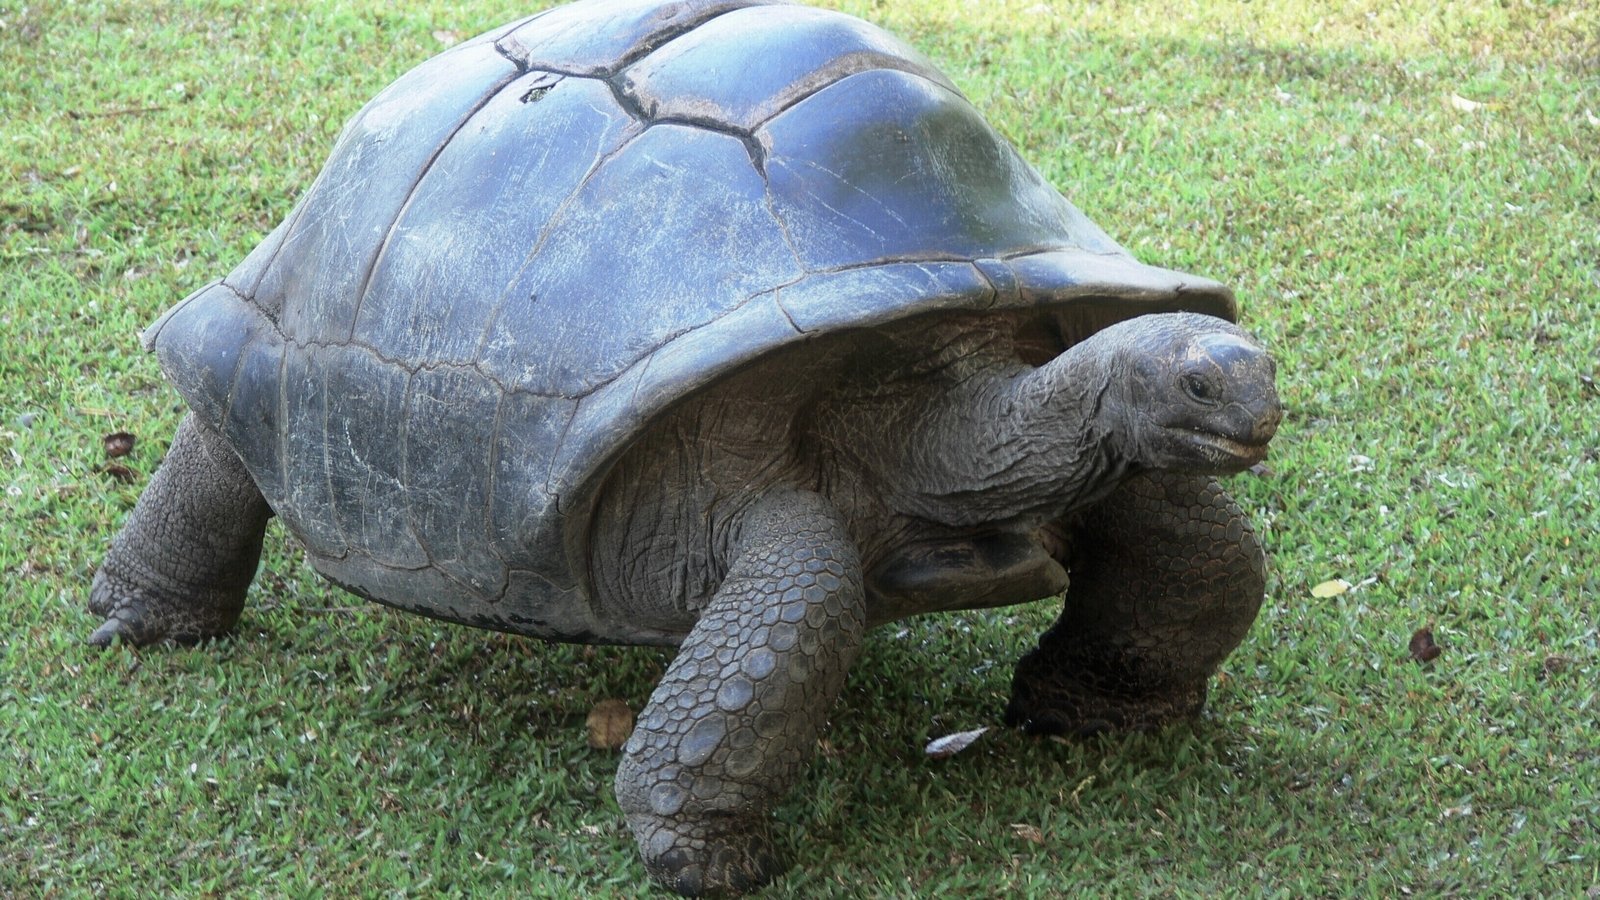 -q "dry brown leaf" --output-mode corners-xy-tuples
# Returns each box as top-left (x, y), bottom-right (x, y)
(924, 726), (988, 759)
(102, 431), (135, 458)
(585, 699), (633, 750)
(1310, 578), (1351, 598)
(98, 462), (137, 483)
(1408, 627), (1442, 663)
(1448, 93), (1483, 113)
